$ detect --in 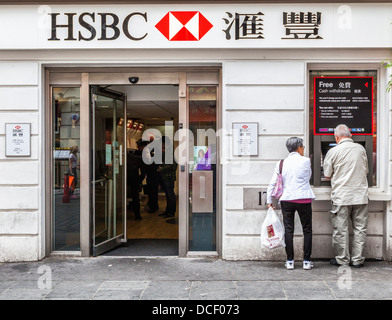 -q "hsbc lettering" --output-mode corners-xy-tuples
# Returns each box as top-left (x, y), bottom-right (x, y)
(47, 10), (323, 42)
(48, 12), (148, 41)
